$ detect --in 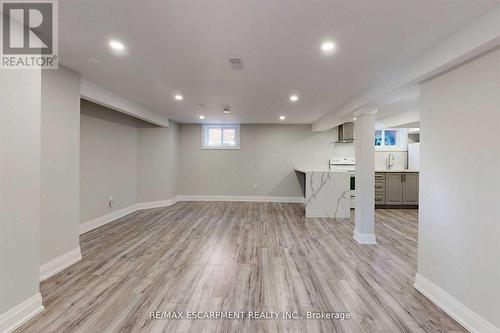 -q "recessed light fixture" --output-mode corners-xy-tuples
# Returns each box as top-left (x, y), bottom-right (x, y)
(279, 116), (286, 121)
(223, 110), (231, 114)
(321, 41), (336, 54)
(199, 115), (205, 120)
(223, 106), (231, 114)
(353, 117), (357, 120)
(109, 39), (125, 51)
(174, 94), (183, 101)
(289, 95), (299, 102)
